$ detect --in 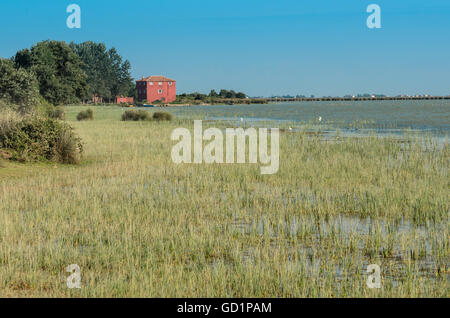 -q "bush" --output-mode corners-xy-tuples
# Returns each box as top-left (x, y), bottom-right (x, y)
(121, 110), (150, 121)
(47, 106), (66, 120)
(0, 111), (83, 164)
(77, 108), (94, 121)
(152, 111), (173, 121)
